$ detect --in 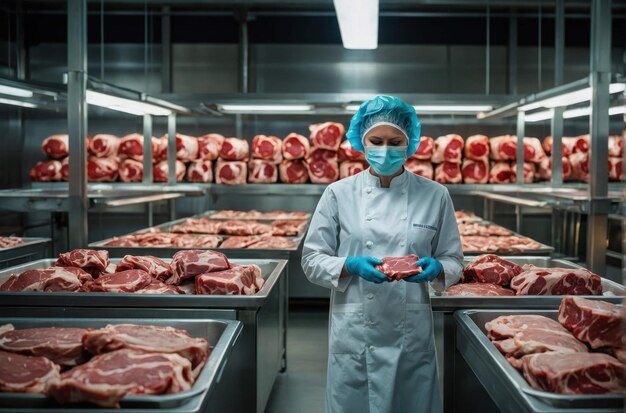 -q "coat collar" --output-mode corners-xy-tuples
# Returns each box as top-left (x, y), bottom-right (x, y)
(364, 167), (409, 188)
